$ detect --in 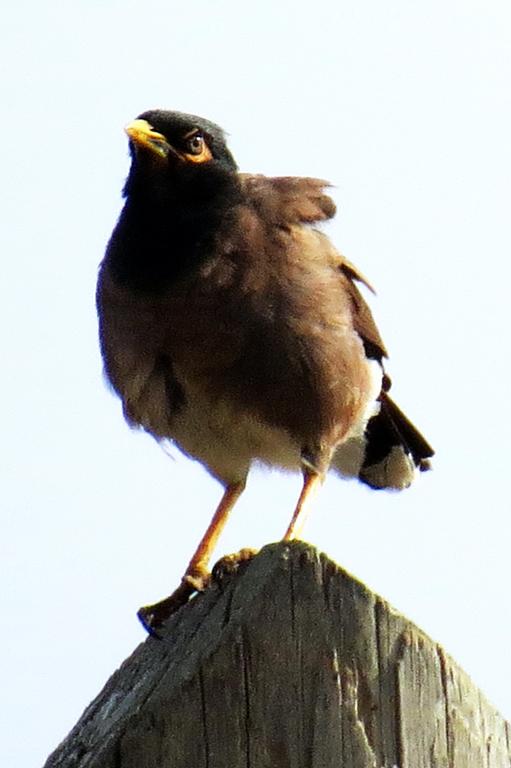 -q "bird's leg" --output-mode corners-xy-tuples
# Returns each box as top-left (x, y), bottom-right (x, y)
(282, 468), (324, 541)
(213, 466), (325, 584)
(184, 479), (246, 589)
(138, 480), (245, 635)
